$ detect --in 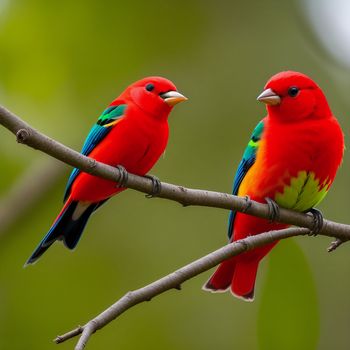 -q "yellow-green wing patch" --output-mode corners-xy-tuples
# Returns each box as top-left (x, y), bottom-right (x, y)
(275, 171), (329, 212)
